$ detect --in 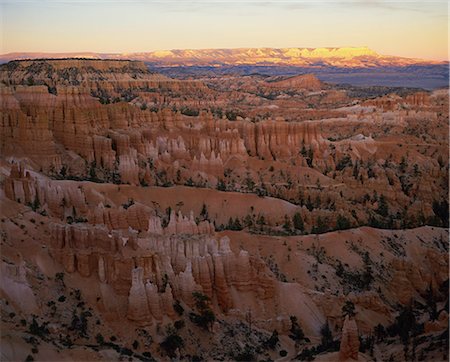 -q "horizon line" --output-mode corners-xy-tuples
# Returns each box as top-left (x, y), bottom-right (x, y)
(1, 46), (448, 62)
